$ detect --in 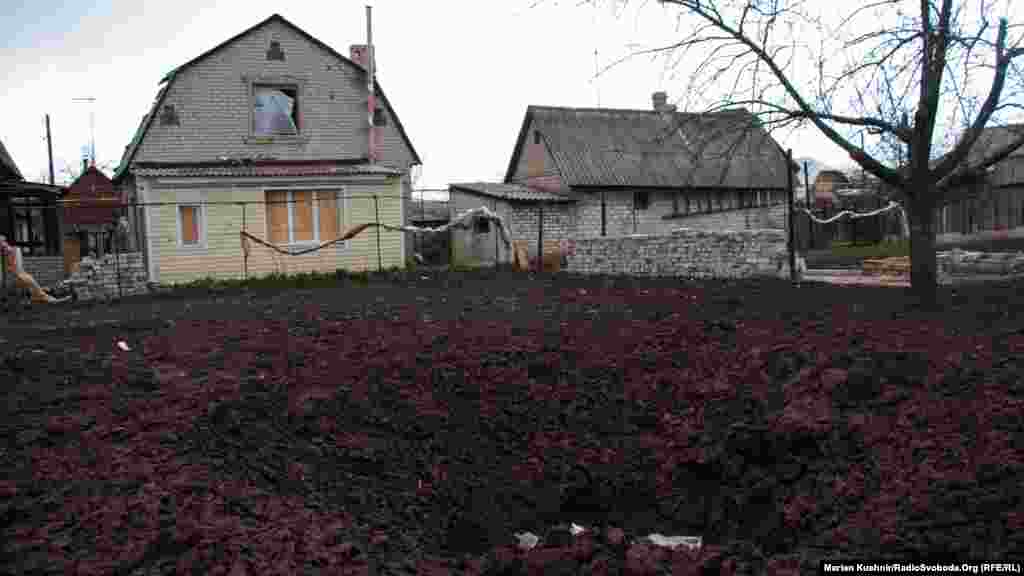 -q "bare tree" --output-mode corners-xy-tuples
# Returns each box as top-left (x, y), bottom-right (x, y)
(52, 158), (117, 186)
(577, 0), (1024, 308)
